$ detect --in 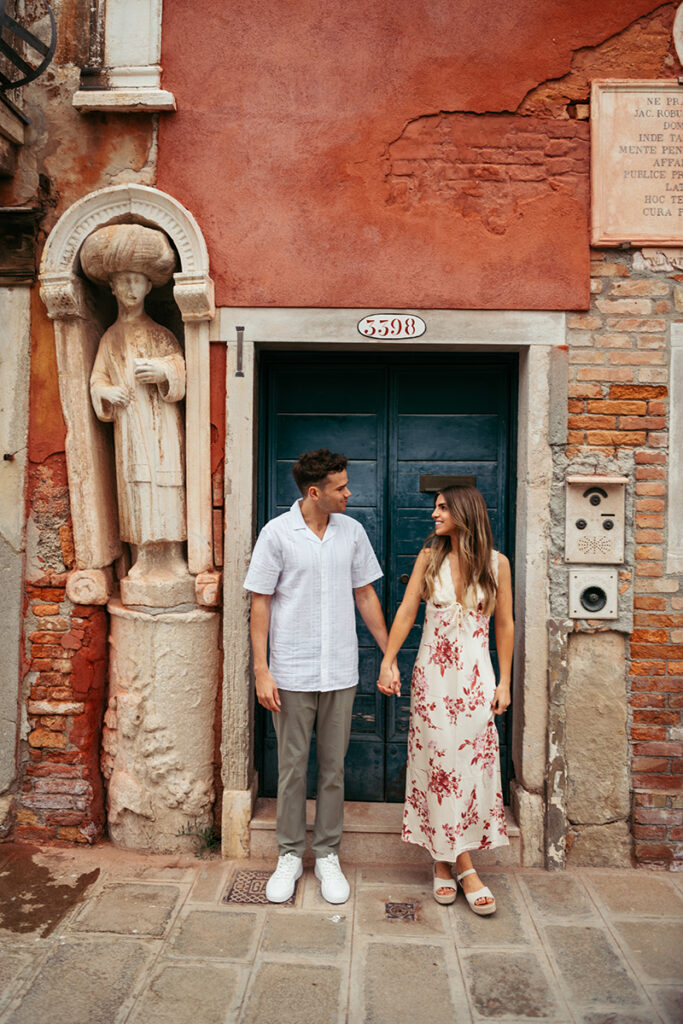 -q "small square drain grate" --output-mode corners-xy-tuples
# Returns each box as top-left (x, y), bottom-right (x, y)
(222, 869), (298, 906)
(384, 899), (420, 921)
